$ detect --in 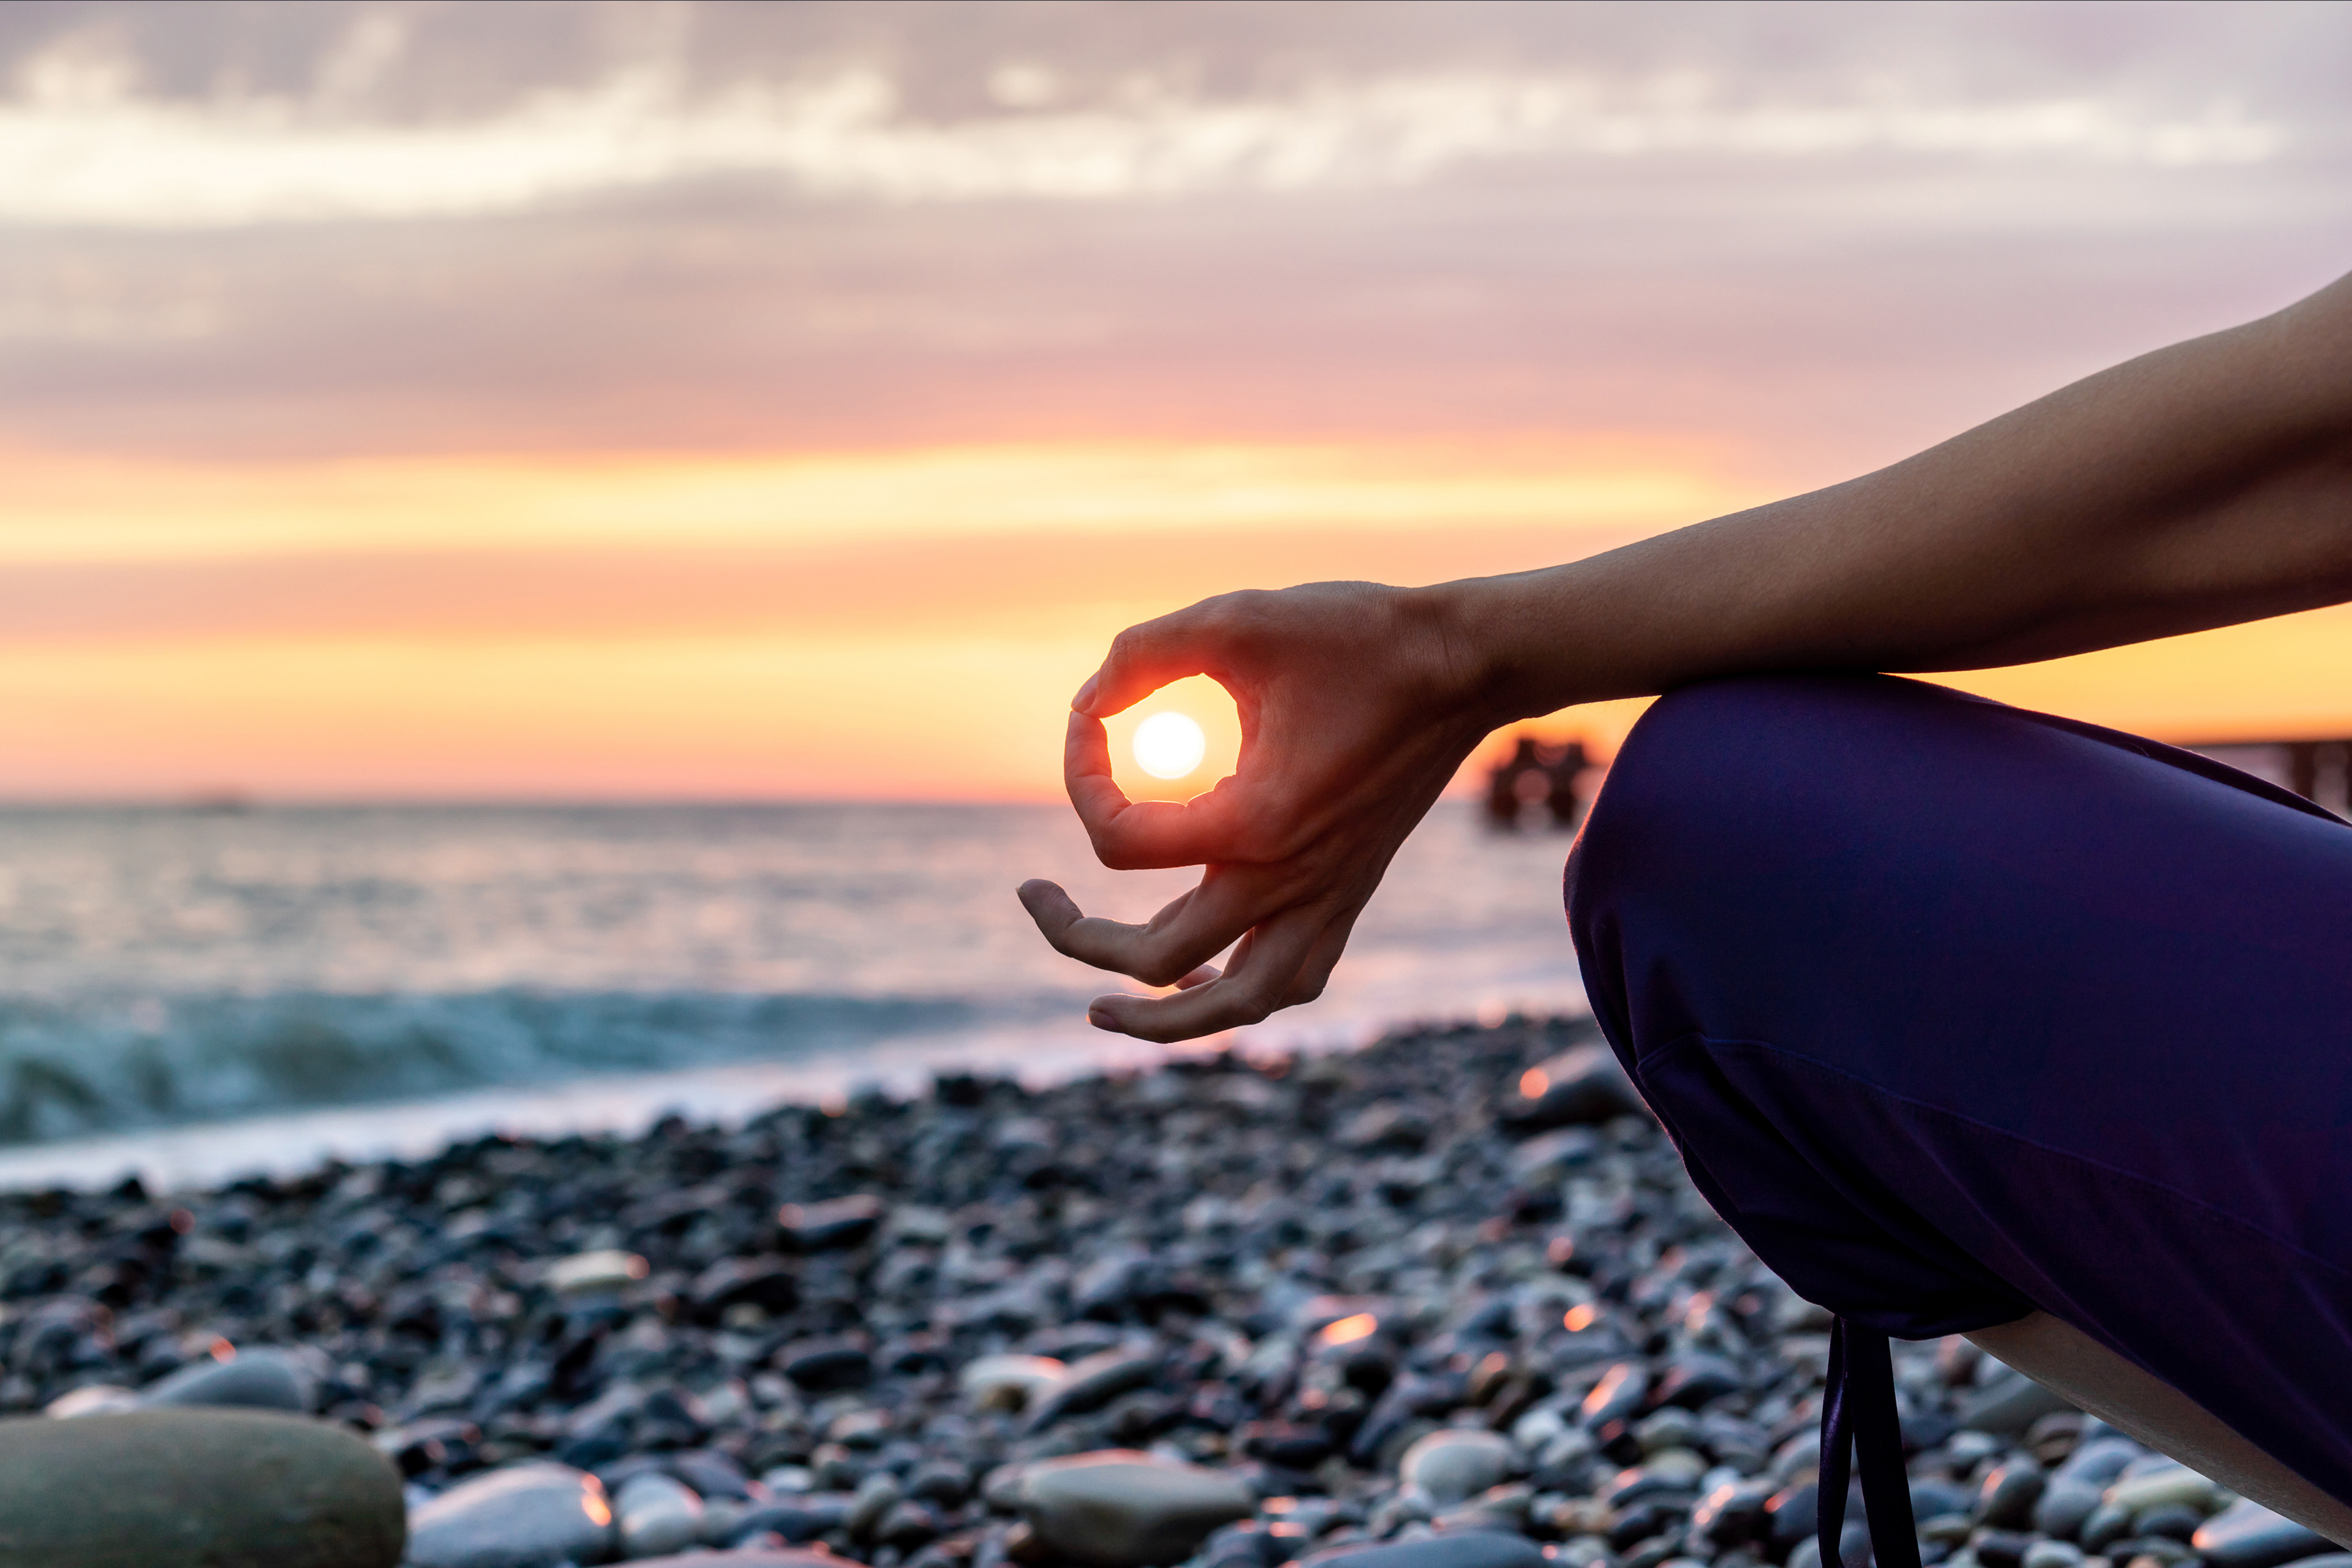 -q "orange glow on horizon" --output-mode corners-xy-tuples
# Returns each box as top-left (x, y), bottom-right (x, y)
(0, 437), (2346, 801)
